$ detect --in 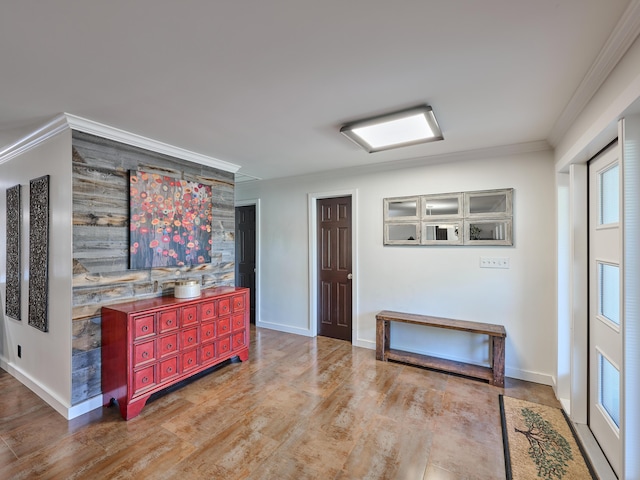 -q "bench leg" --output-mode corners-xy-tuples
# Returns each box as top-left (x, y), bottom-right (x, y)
(376, 318), (390, 361)
(491, 336), (505, 387)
